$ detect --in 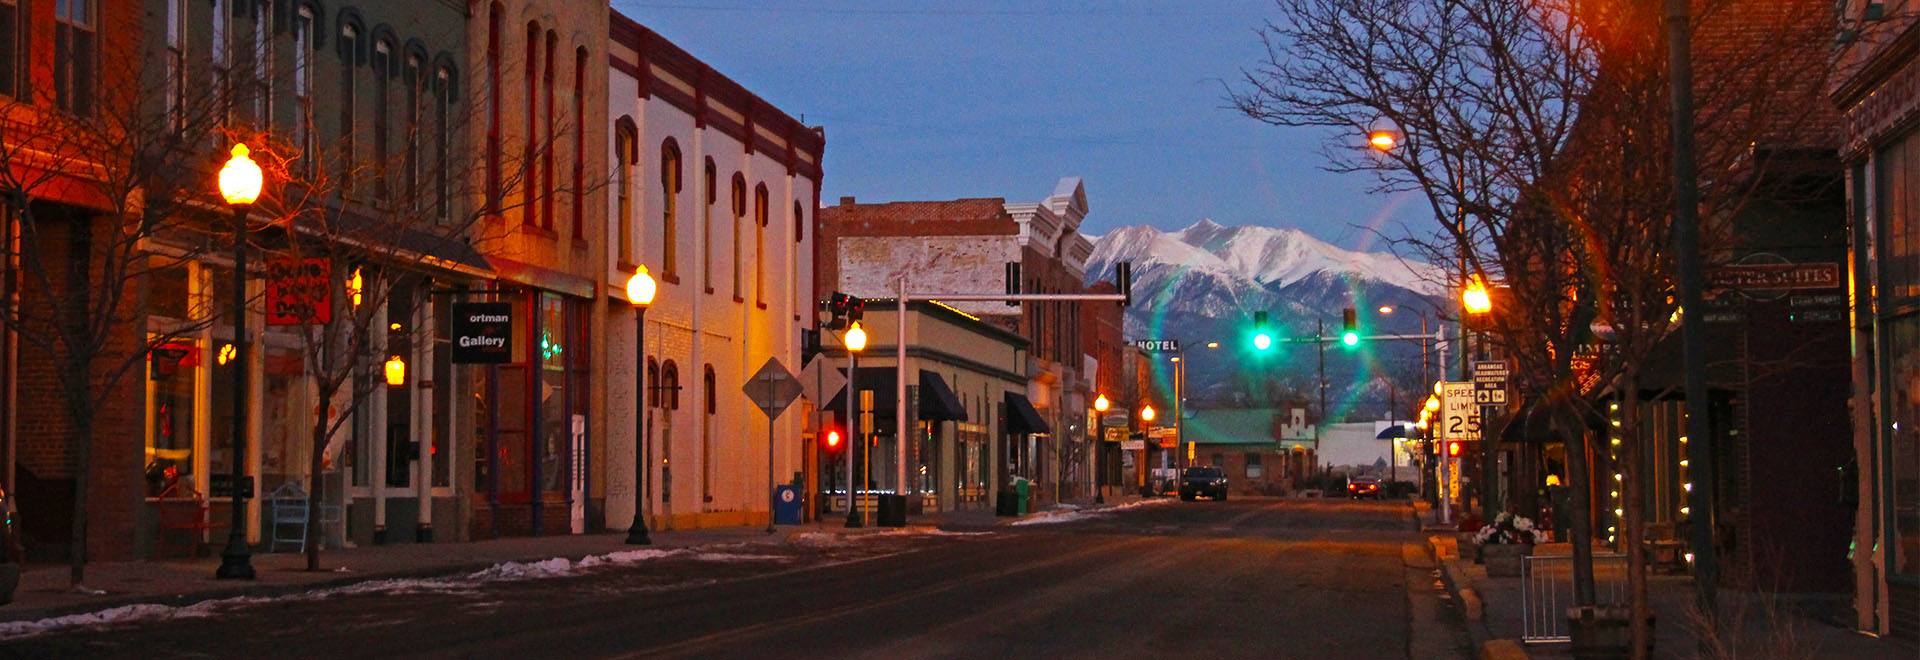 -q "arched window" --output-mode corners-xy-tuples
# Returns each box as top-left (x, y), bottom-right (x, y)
(613, 118), (637, 266)
(571, 46), (587, 240)
(485, 3), (503, 213)
(793, 200), (804, 243)
(522, 20), (539, 228)
(660, 139), (682, 279)
(646, 357), (660, 408)
(703, 158), (716, 291)
(702, 364), (716, 502)
(660, 361), (681, 410)
(338, 22), (358, 192)
(730, 173), (746, 301)
(754, 183), (768, 307)
(372, 39), (393, 200)
(541, 30), (556, 231)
